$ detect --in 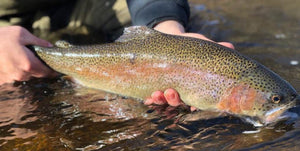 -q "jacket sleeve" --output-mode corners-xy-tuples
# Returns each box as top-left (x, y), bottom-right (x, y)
(126, 0), (190, 28)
